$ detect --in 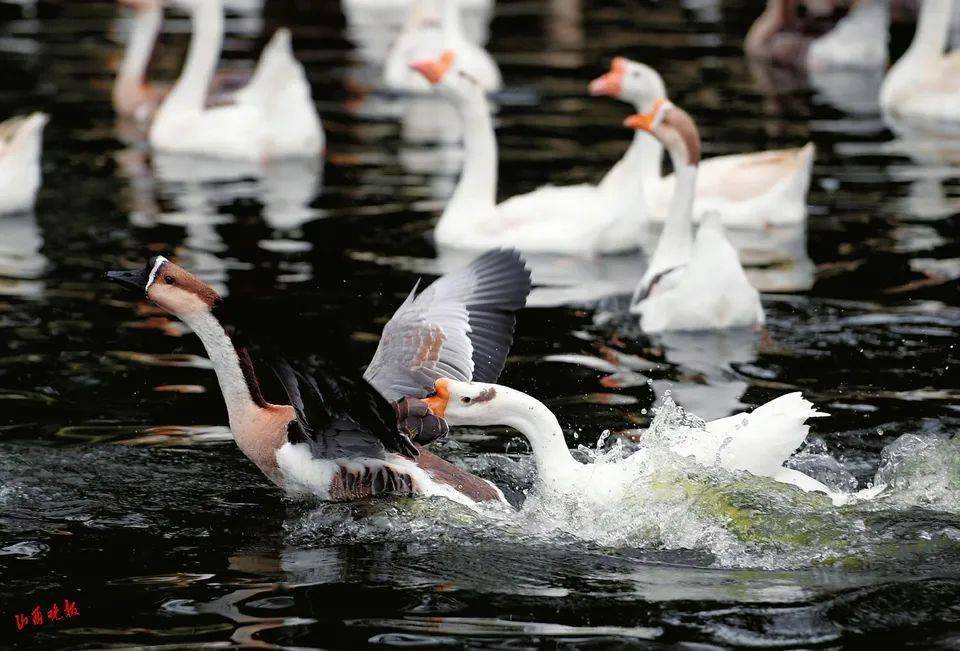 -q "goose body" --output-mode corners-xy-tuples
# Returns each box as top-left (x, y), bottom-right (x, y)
(384, 0), (501, 93)
(747, 0), (889, 71)
(413, 52), (643, 255)
(107, 250), (531, 504)
(592, 58), (814, 228)
(881, 0), (960, 127)
(806, 0), (889, 71)
(0, 113), (48, 215)
(625, 100), (764, 333)
(428, 379), (846, 502)
(149, 0), (323, 160)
